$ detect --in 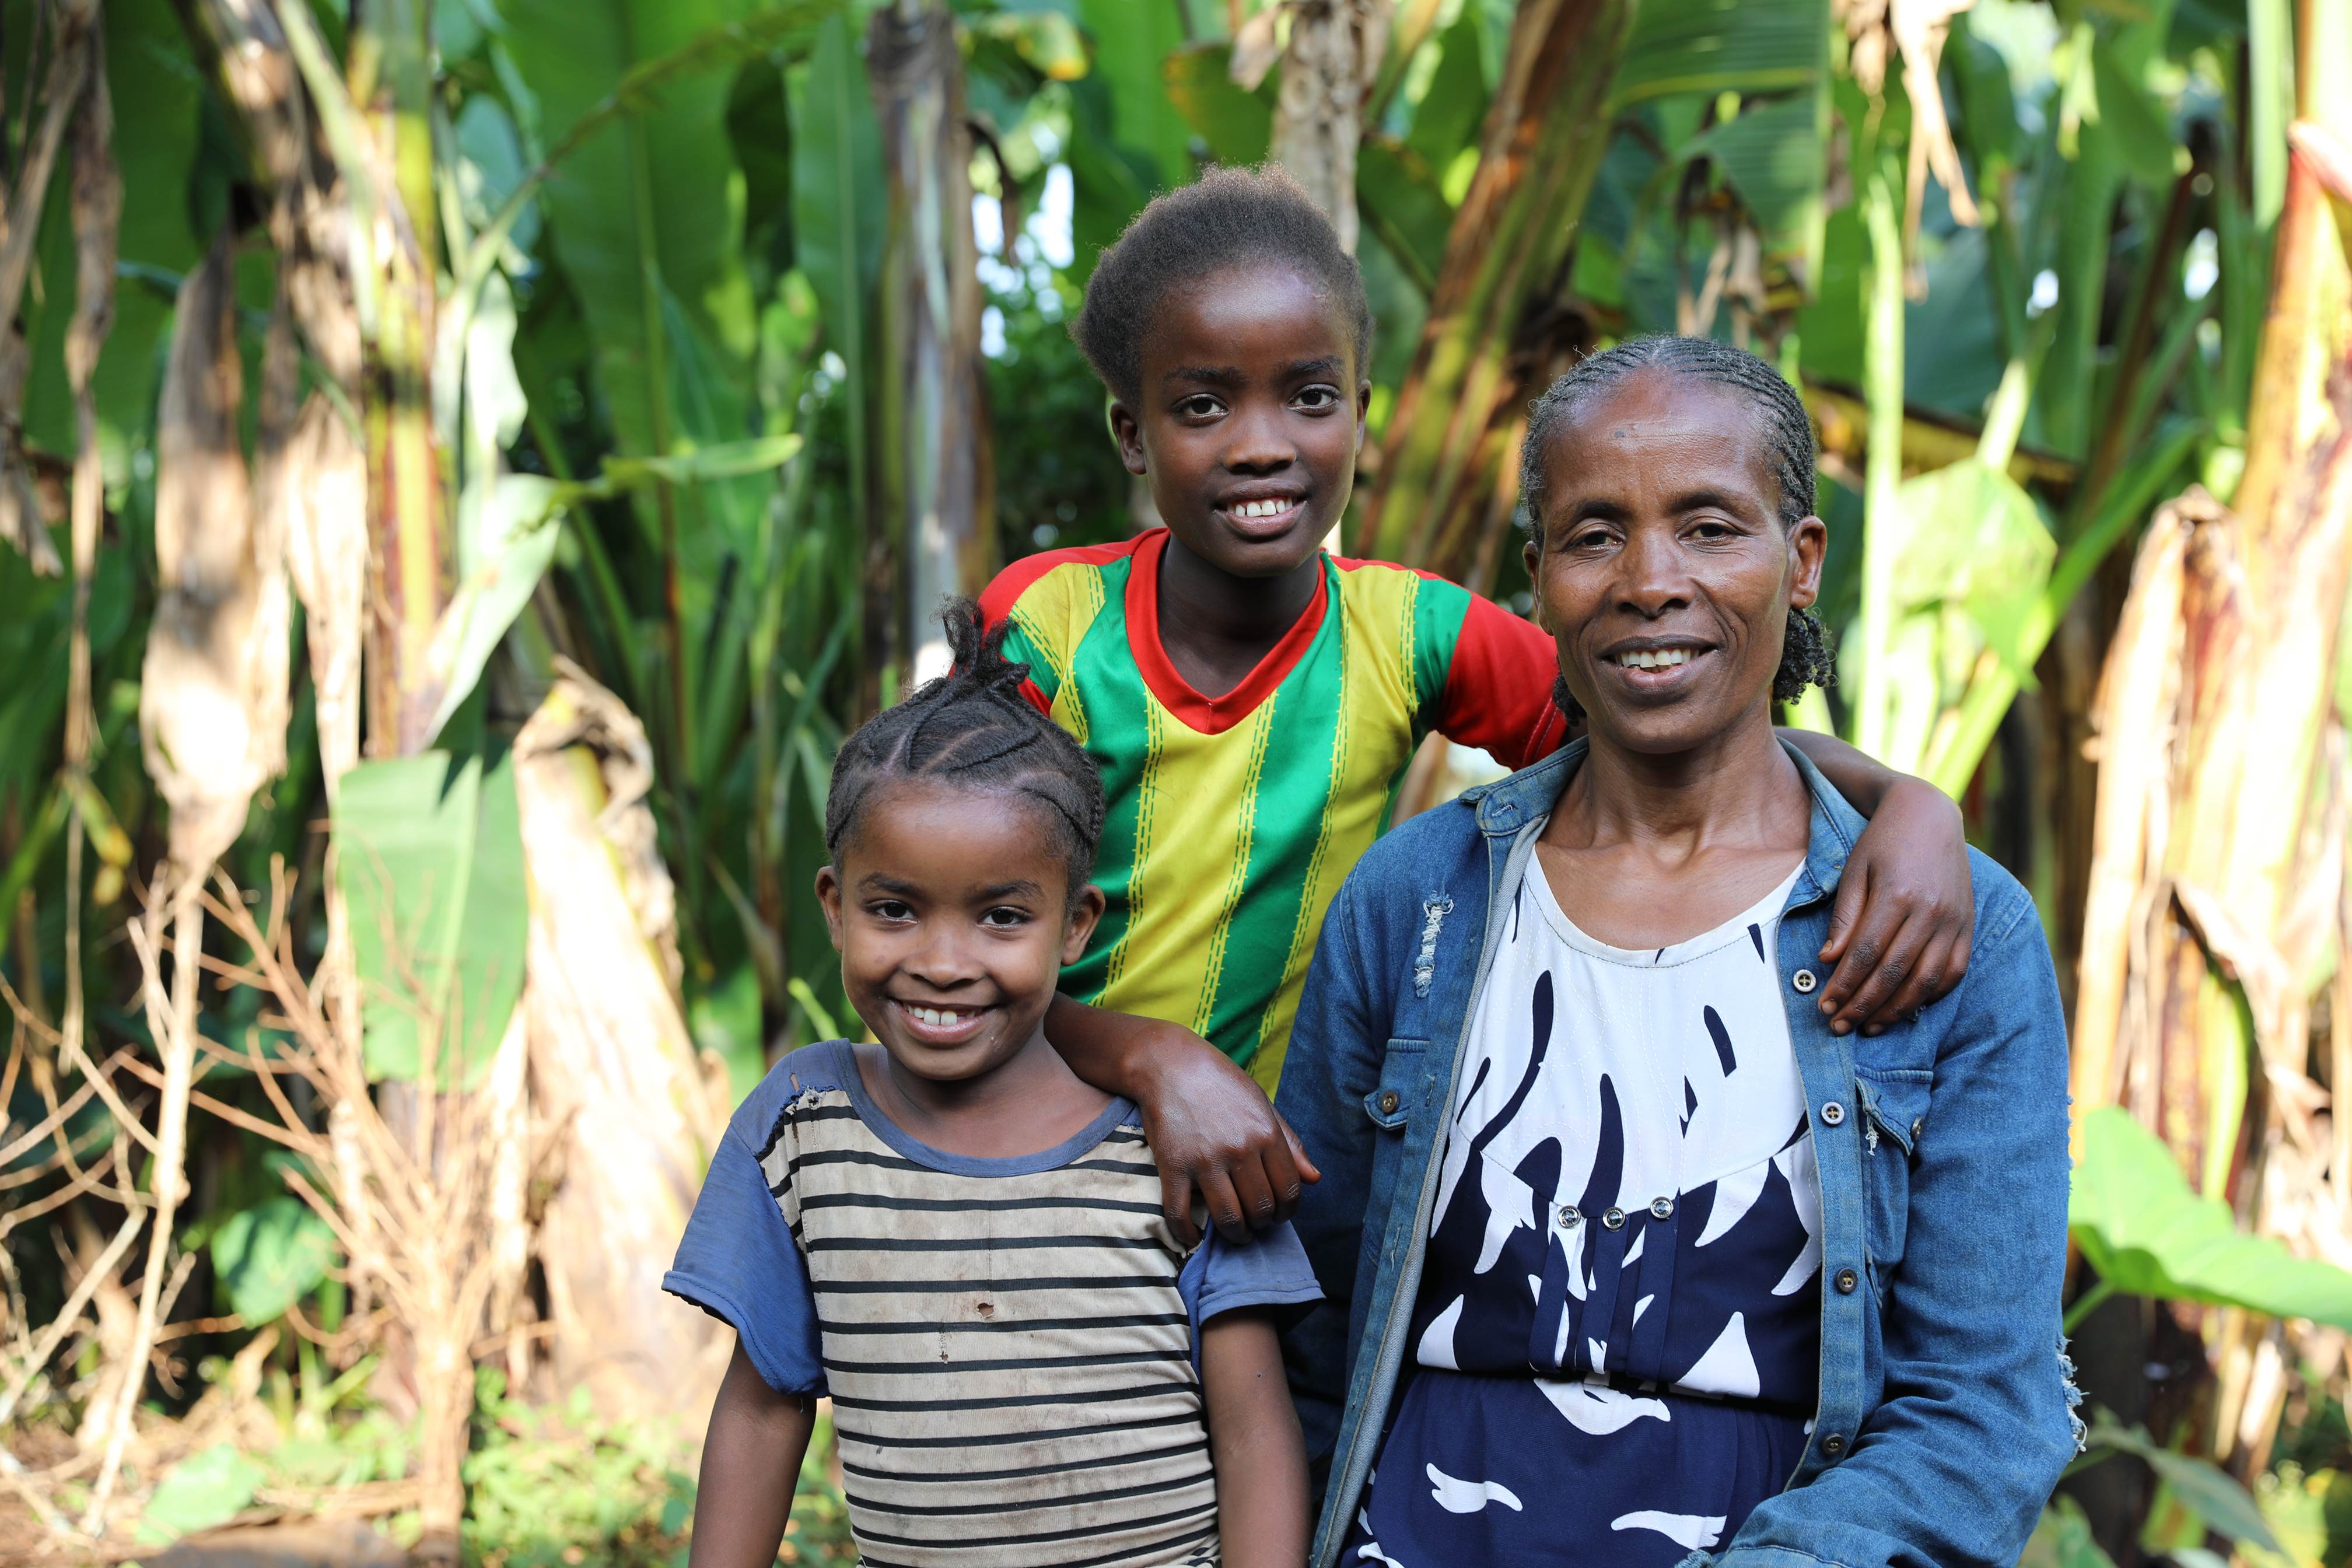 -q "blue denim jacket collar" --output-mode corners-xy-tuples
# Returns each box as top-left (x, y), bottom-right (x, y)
(1461, 733), (1866, 911)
